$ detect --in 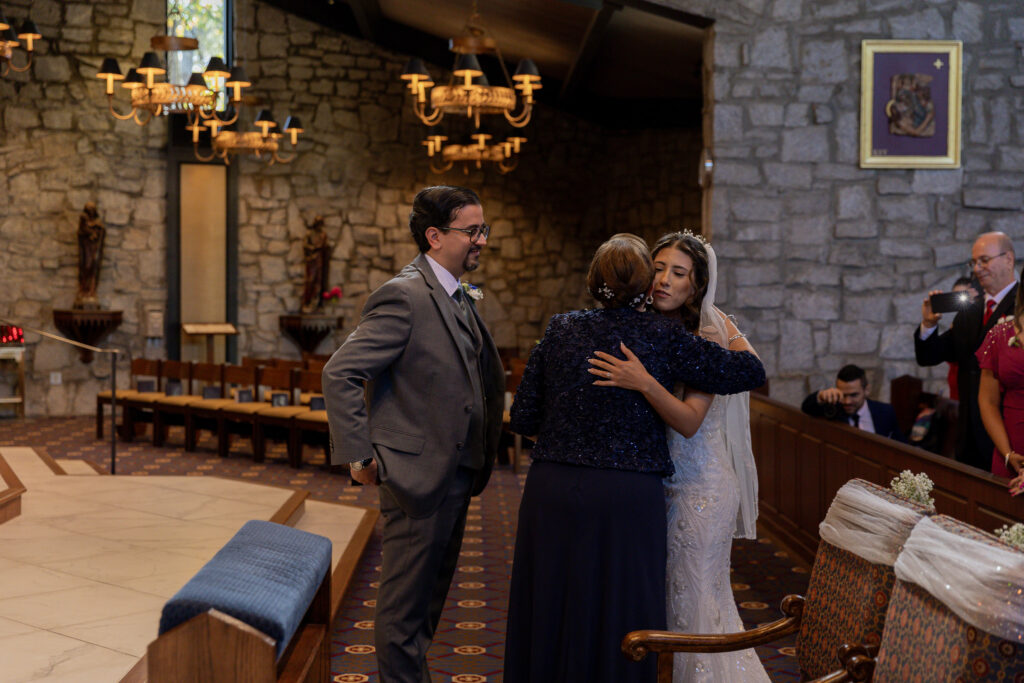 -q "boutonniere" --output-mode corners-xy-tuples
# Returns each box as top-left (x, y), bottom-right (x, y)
(461, 282), (483, 302)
